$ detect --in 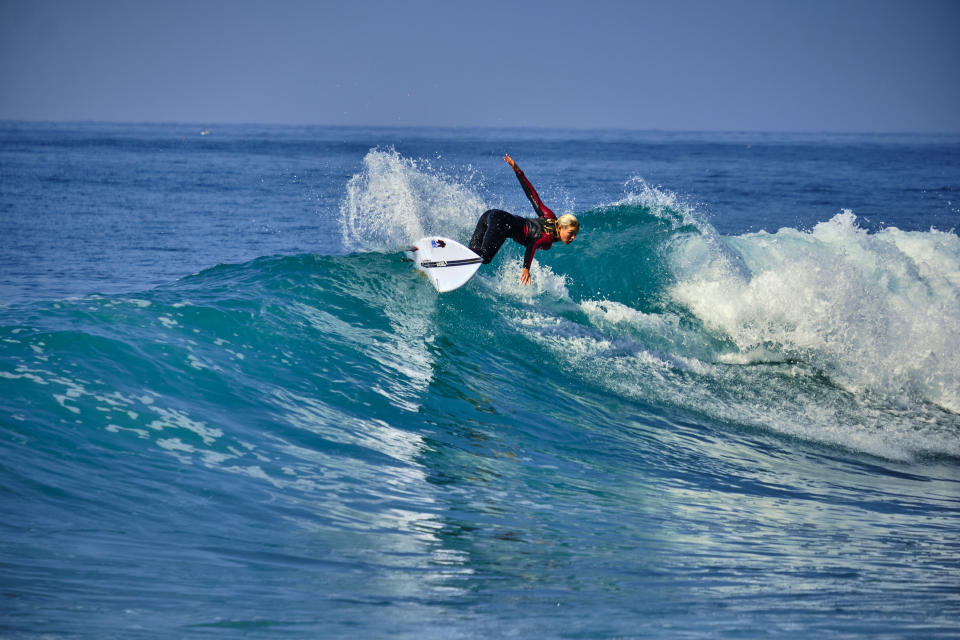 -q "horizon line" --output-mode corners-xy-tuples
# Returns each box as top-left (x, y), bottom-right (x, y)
(2, 117), (959, 138)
